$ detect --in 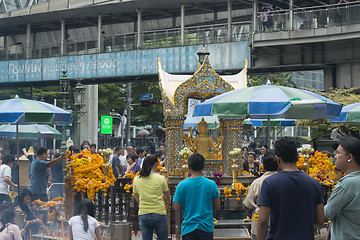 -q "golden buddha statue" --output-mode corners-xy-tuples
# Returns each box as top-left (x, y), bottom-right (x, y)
(183, 118), (223, 160)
